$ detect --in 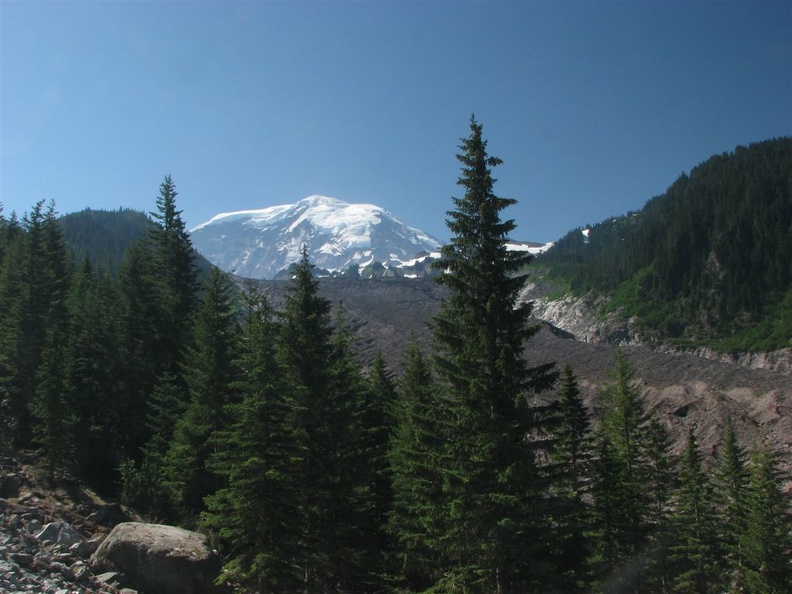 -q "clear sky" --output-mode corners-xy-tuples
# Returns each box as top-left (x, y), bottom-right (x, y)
(2, 1), (790, 243)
